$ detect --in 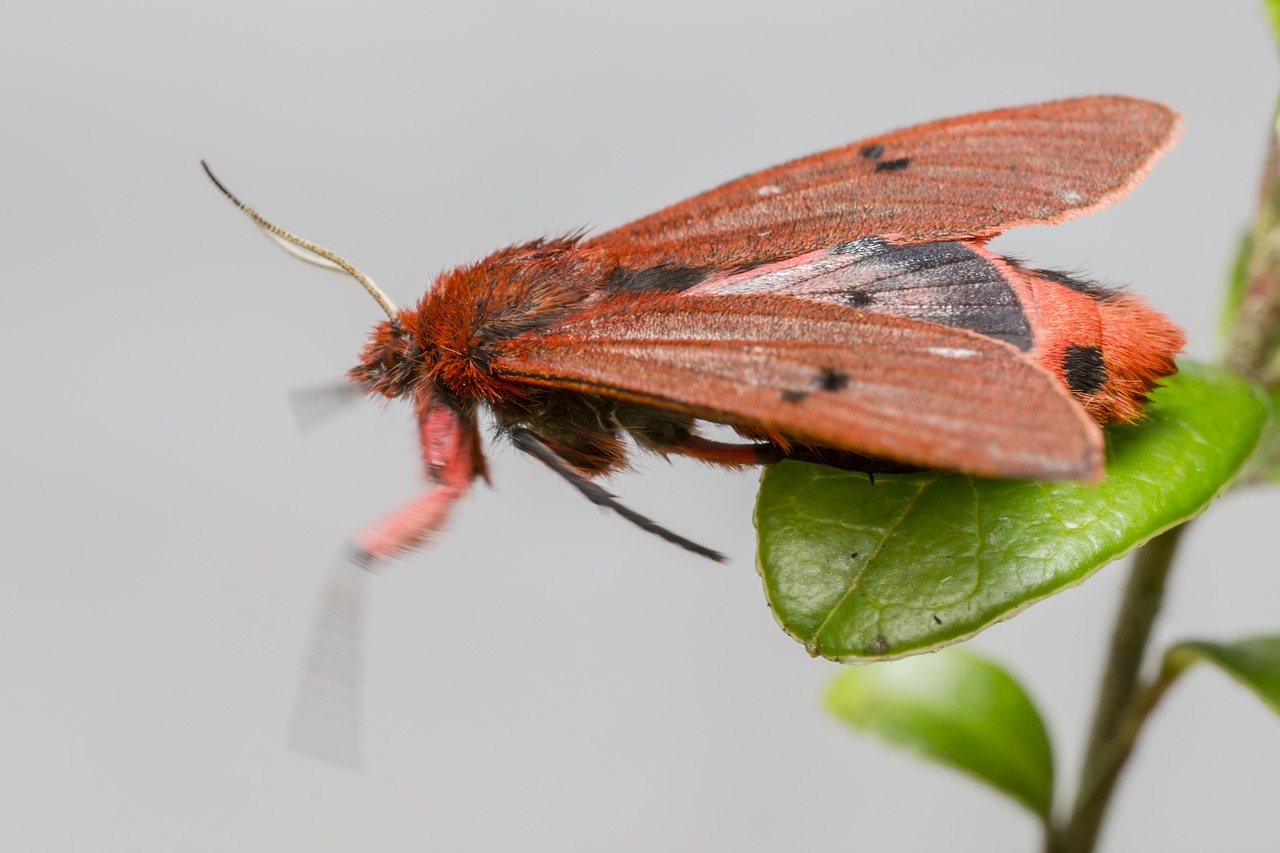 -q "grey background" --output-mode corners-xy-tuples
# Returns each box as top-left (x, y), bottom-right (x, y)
(4, 1), (1280, 850)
